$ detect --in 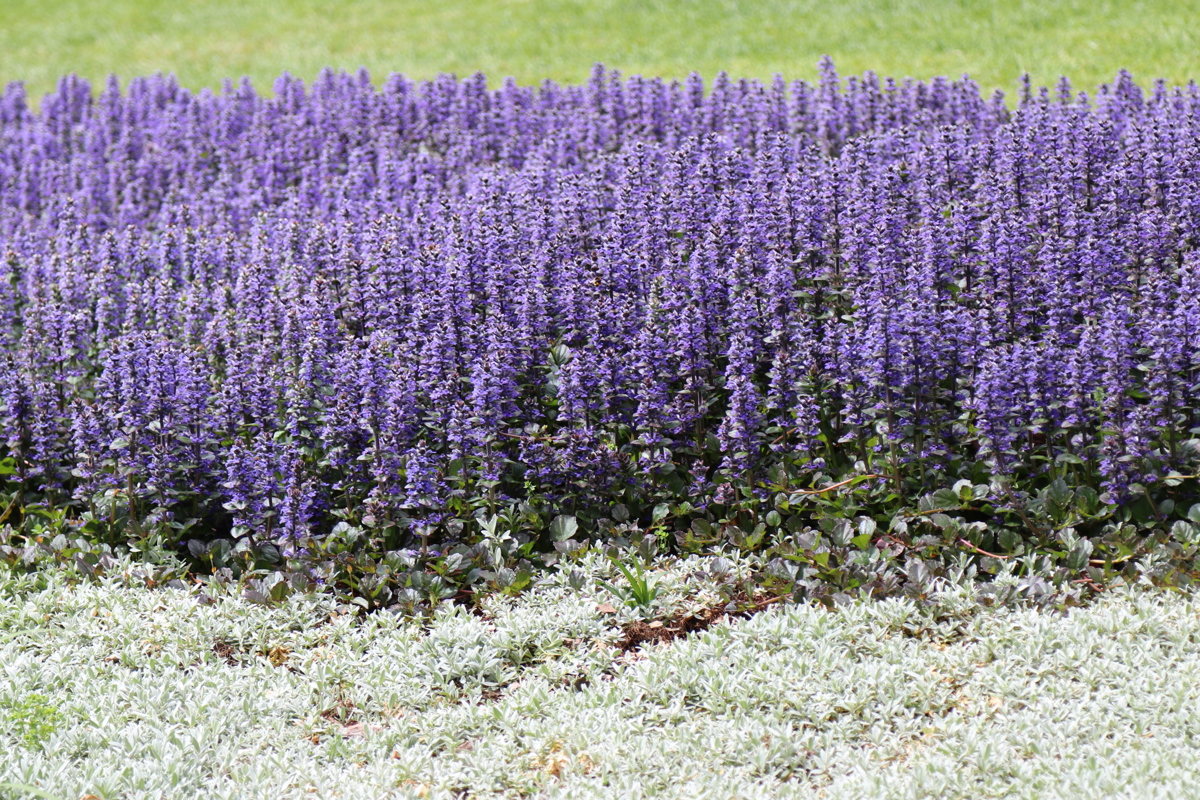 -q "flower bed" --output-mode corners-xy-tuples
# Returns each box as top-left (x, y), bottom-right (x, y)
(1, 62), (1199, 605)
